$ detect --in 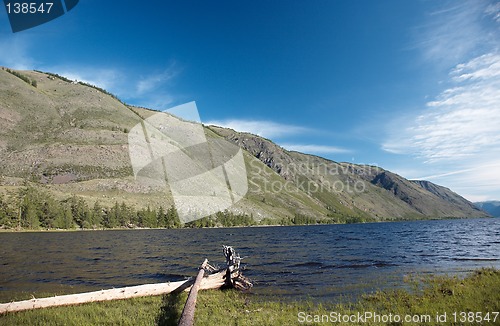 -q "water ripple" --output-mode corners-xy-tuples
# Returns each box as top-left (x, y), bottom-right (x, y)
(0, 218), (499, 302)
